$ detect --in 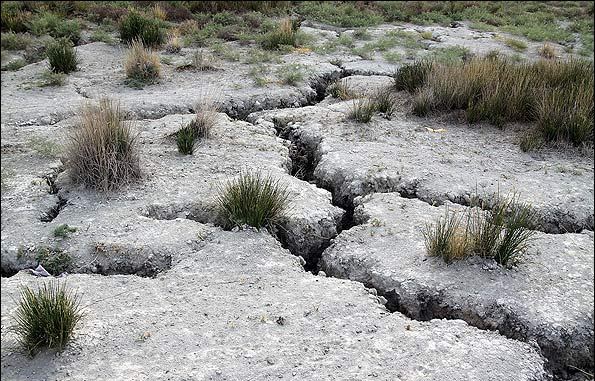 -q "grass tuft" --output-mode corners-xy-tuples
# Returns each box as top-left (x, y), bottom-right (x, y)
(327, 78), (356, 100)
(538, 43), (556, 59)
(13, 281), (83, 356)
(425, 195), (537, 267)
(217, 171), (290, 230)
(348, 98), (376, 123)
(261, 17), (296, 50)
(46, 38), (77, 74)
(176, 126), (196, 155)
(371, 87), (398, 118)
(66, 98), (141, 191)
(124, 39), (160, 86)
(504, 38), (527, 52)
